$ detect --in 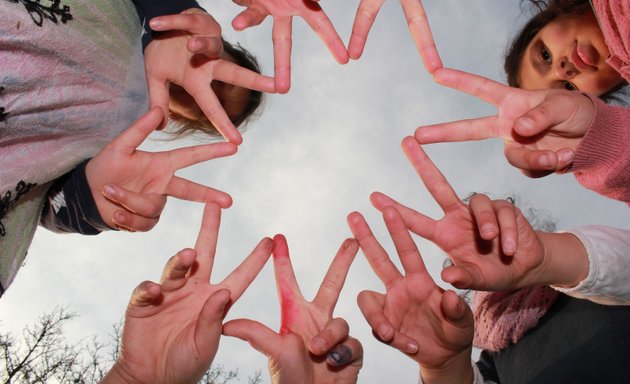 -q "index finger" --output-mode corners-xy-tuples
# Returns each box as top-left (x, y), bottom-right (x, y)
(433, 68), (510, 106)
(348, 0), (385, 60)
(302, 7), (349, 64)
(312, 239), (359, 314)
(347, 211), (402, 288)
(190, 87), (243, 144)
(414, 115), (502, 144)
(194, 203), (222, 281)
(382, 207), (427, 275)
(272, 17), (293, 93)
(272, 234), (305, 335)
(400, 0), (442, 73)
(221, 237), (274, 300)
(401, 137), (462, 214)
(149, 11), (221, 36)
(212, 60), (276, 93)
